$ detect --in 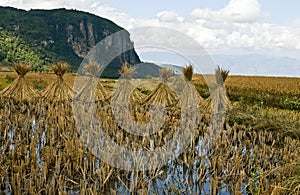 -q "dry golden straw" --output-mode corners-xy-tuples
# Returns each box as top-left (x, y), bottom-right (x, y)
(160, 68), (173, 83)
(0, 62), (38, 101)
(76, 62), (110, 102)
(52, 62), (69, 77)
(112, 63), (145, 104)
(215, 65), (229, 85)
(181, 64), (203, 108)
(144, 68), (178, 107)
(119, 62), (135, 80)
(42, 62), (73, 102)
(183, 64), (193, 81)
